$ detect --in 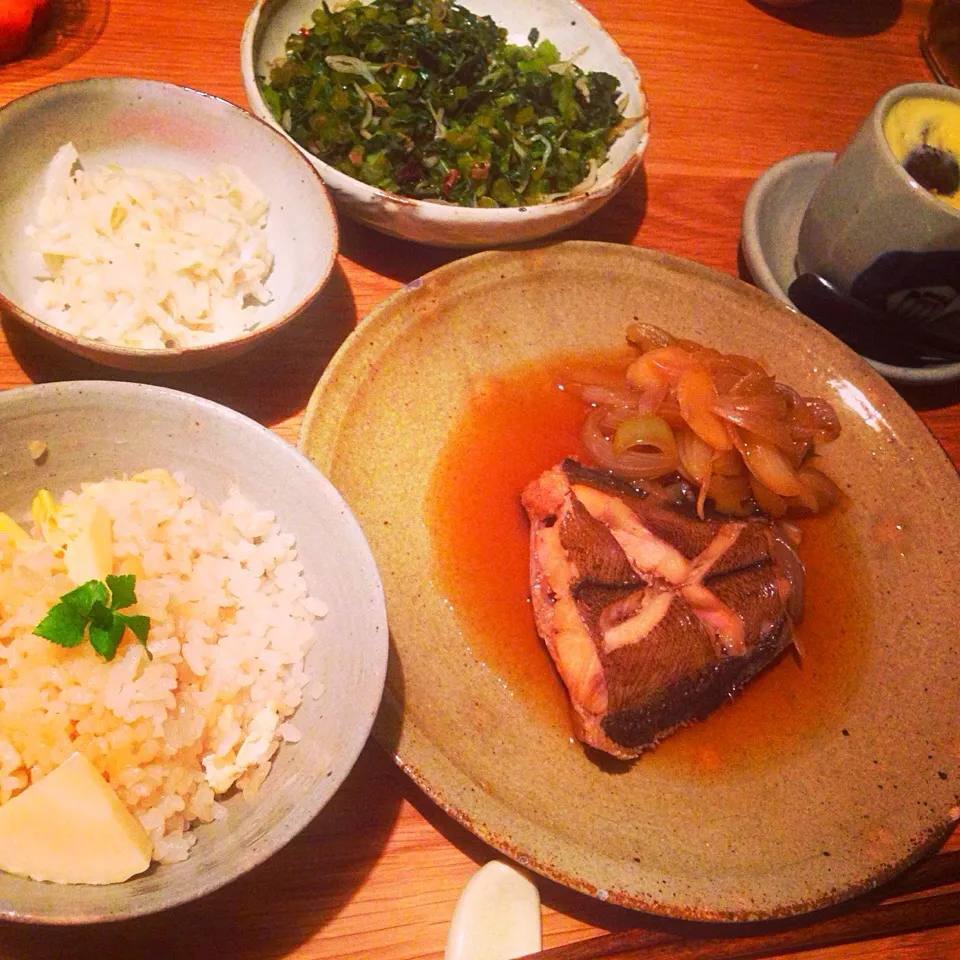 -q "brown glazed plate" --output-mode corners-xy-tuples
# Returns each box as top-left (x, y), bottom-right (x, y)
(298, 241), (960, 922)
